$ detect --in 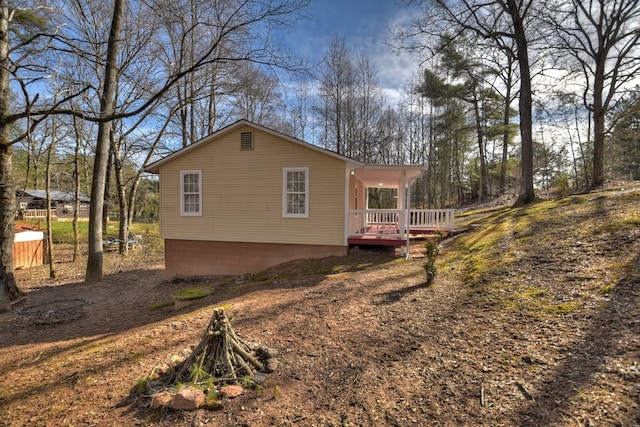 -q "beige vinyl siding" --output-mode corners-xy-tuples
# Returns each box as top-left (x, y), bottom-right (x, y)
(159, 126), (346, 246)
